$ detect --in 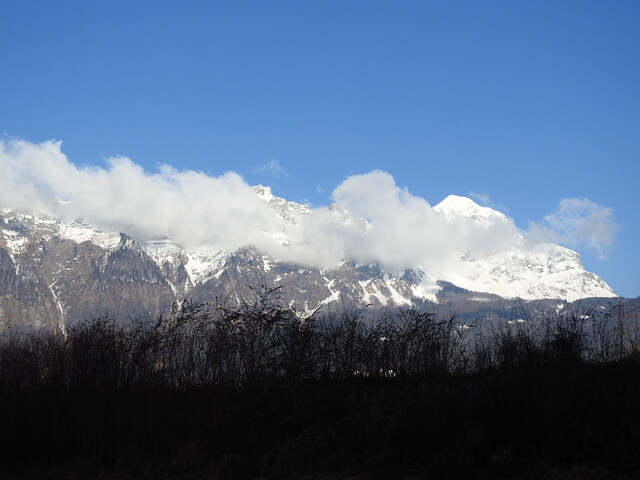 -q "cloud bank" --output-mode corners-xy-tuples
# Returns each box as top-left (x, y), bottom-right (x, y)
(0, 139), (617, 272)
